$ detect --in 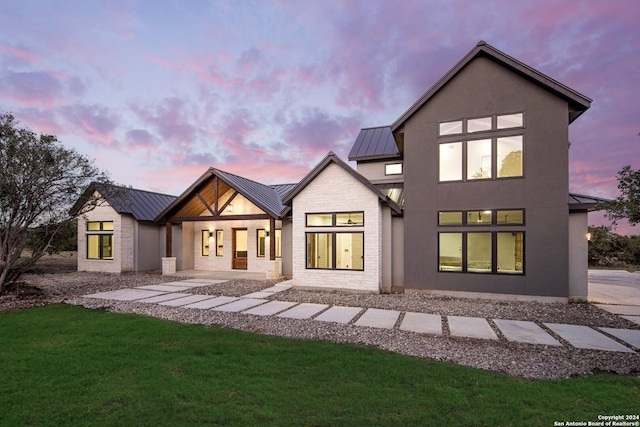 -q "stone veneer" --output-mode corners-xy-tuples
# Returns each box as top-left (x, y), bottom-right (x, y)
(291, 163), (382, 292)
